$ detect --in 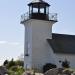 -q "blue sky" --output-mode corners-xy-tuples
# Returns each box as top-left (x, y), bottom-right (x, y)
(0, 0), (75, 65)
